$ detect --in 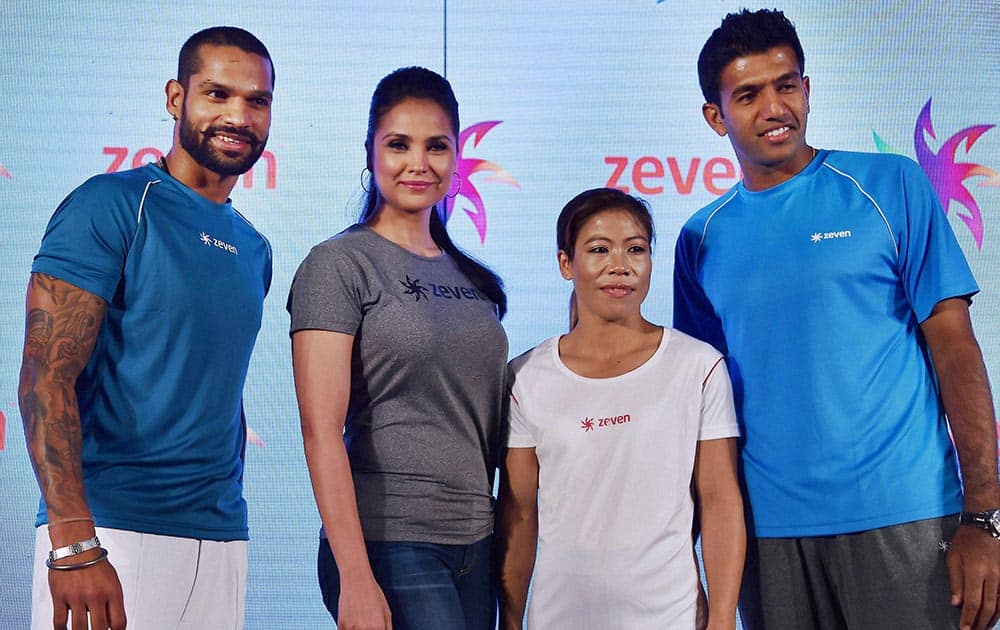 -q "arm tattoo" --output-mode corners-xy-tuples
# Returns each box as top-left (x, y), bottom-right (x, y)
(18, 273), (106, 520)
